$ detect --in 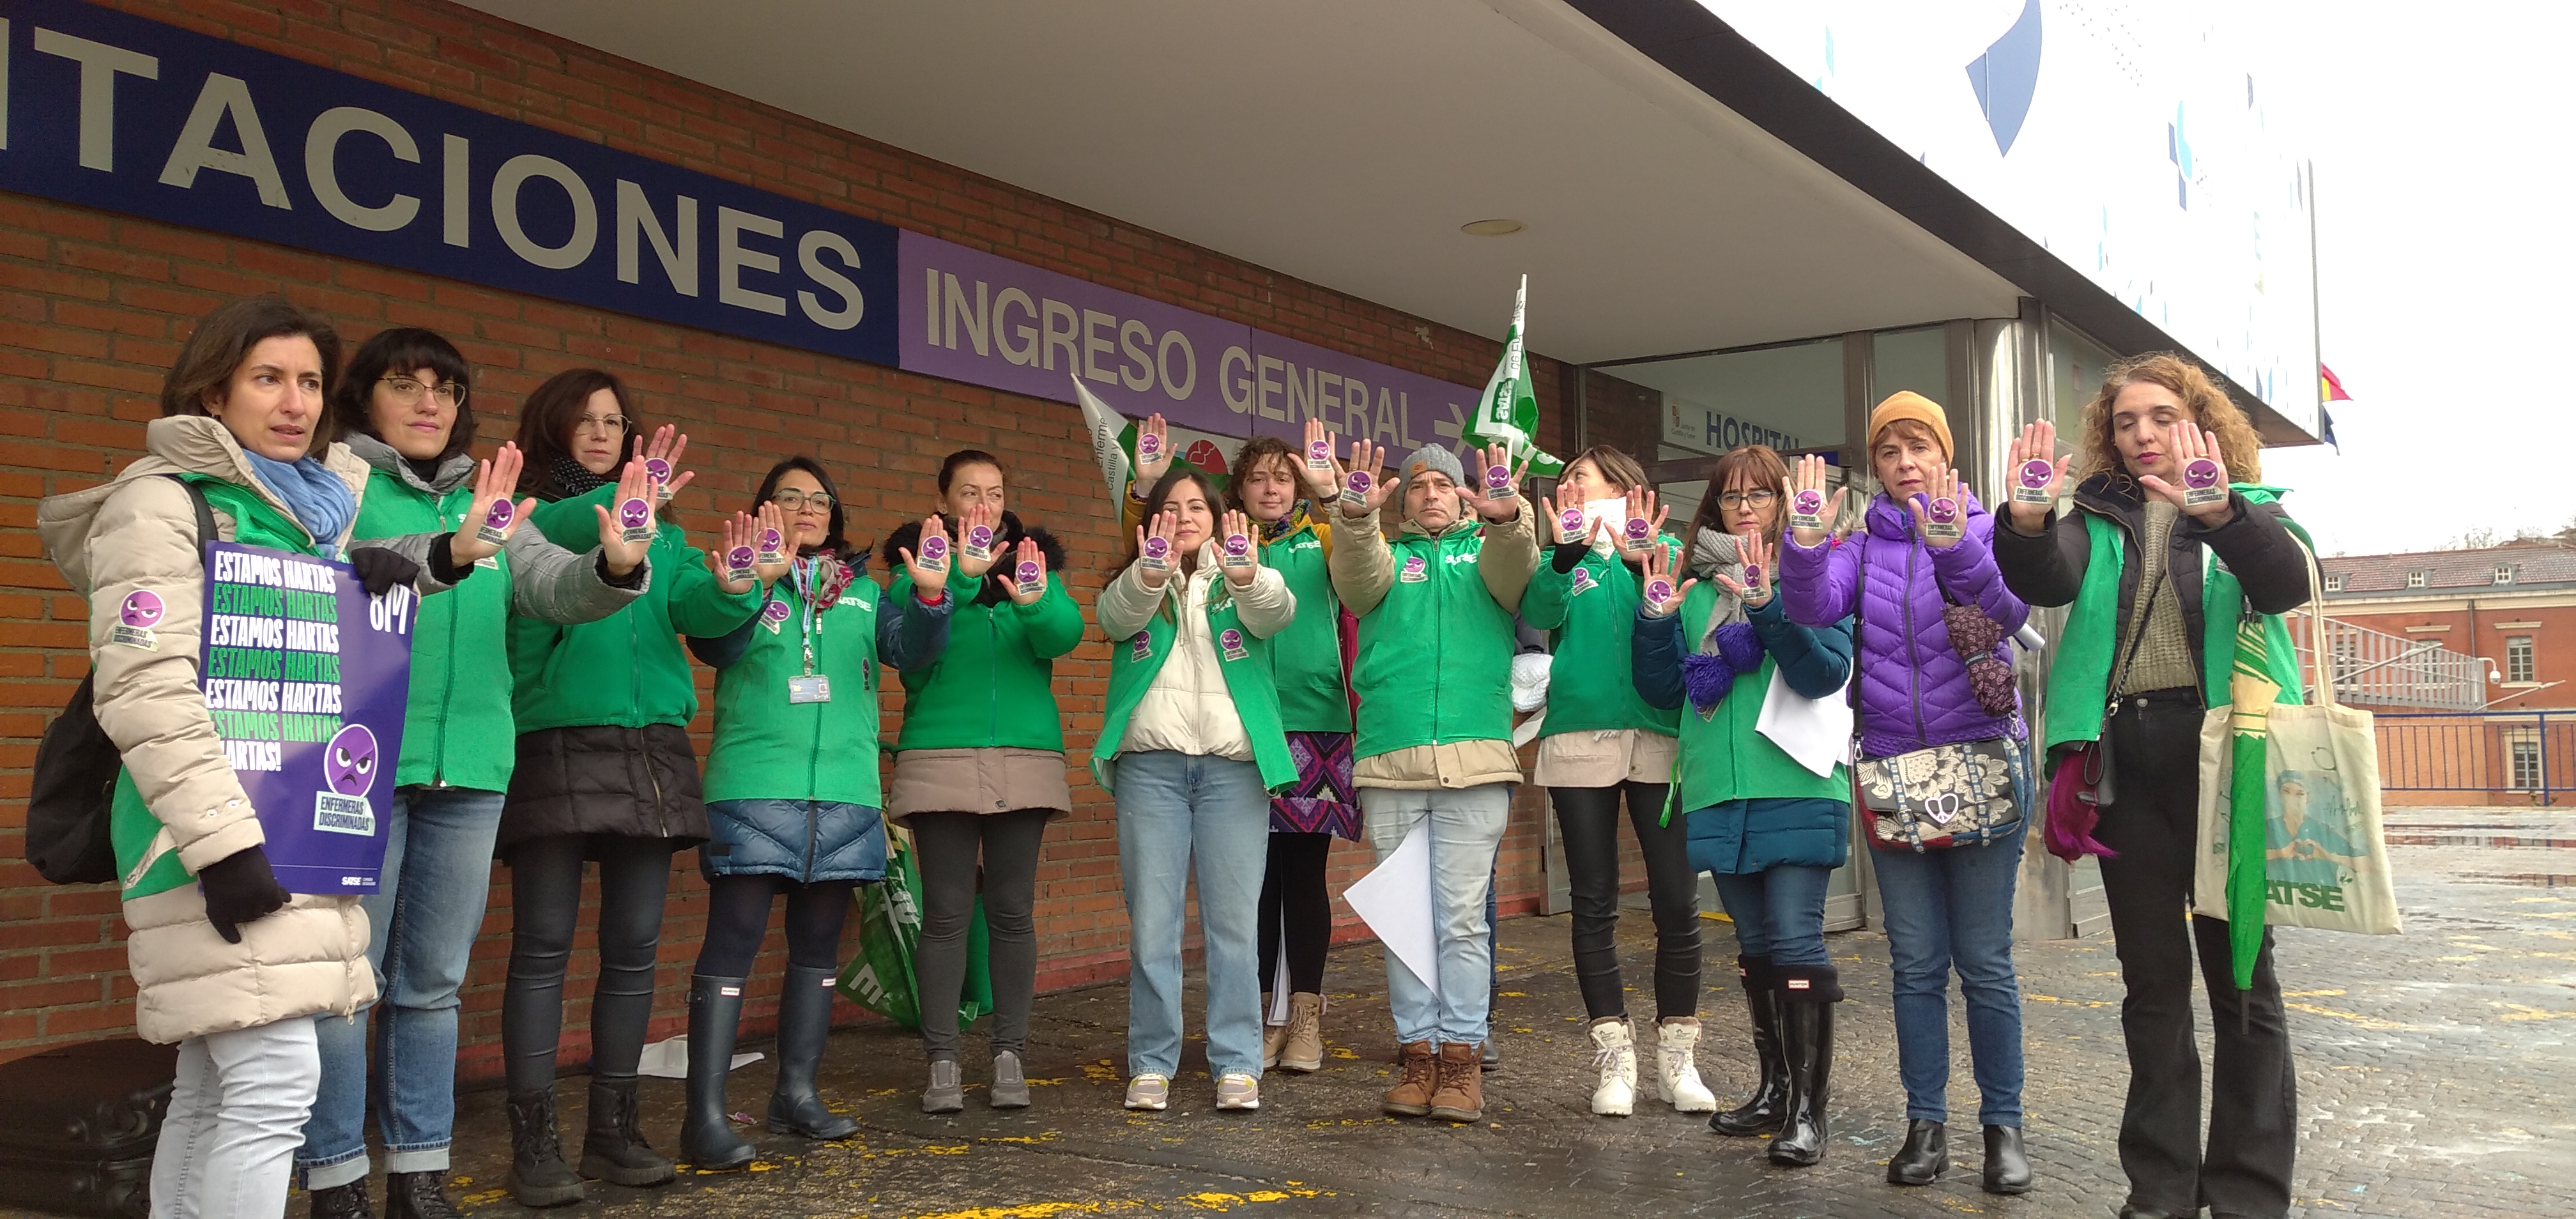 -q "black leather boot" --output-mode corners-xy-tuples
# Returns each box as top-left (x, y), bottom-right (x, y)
(309, 1181), (374, 1219)
(579, 1077), (675, 1187)
(768, 965), (860, 1139)
(1886, 1118), (1949, 1184)
(1767, 965), (1839, 1168)
(682, 976), (756, 1170)
(505, 1087), (585, 1207)
(1712, 955), (1787, 1137)
(1982, 1124), (2032, 1195)
(384, 1170), (462, 1219)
